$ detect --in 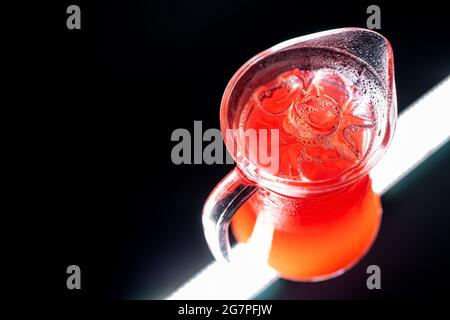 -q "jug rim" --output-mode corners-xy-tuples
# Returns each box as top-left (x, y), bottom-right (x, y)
(220, 28), (397, 196)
